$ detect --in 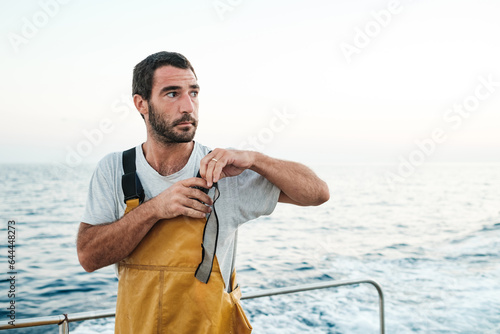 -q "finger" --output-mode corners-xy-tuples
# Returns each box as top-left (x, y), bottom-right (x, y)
(185, 198), (212, 214)
(200, 149), (224, 184)
(182, 177), (210, 189)
(182, 206), (208, 219)
(199, 150), (218, 180)
(212, 157), (225, 183)
(177, 179), (213, 205)
(205, 157), (219, 188)
(187, 188), (213, 206)
(199, 155), (209, 180)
